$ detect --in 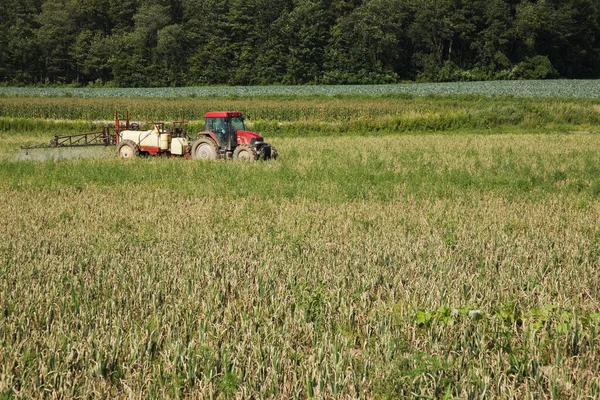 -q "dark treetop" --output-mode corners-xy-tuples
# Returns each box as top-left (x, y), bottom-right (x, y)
(1, 0), (598, 87)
